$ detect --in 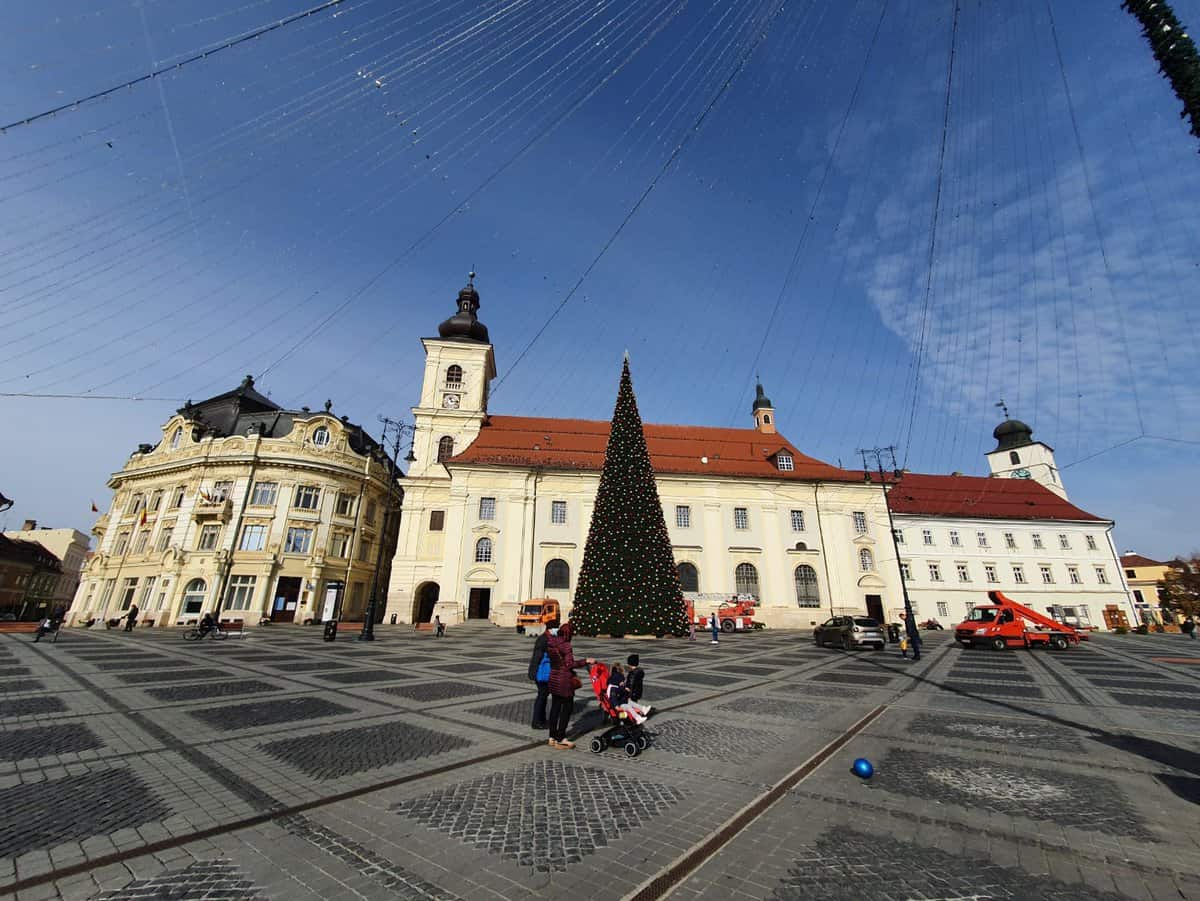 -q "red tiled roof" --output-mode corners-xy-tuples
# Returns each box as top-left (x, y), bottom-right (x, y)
(1119, 553), (1164, 568)
(886, 472), (1105, 522)
(450, 416), (860, 482)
